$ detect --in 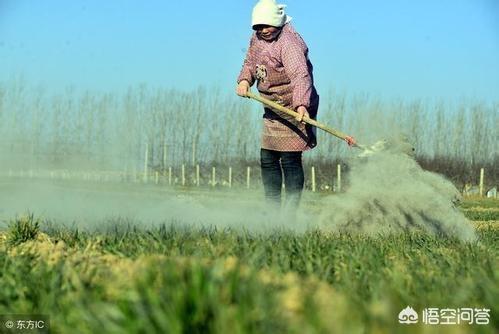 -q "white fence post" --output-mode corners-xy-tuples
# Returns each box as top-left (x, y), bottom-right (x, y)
(196, 164), (200, 187)
(337, 164), (342, 192)
(479, 168), (484, 197)
(246, 166), (251, 189)
(168, 167), (172, 186)
(212, 167), (216, 187)
(163, 142), (167, 170)
(181, 164), (186, 186)
(311, 166), (316, 192)
(229, 167), (232, 188)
